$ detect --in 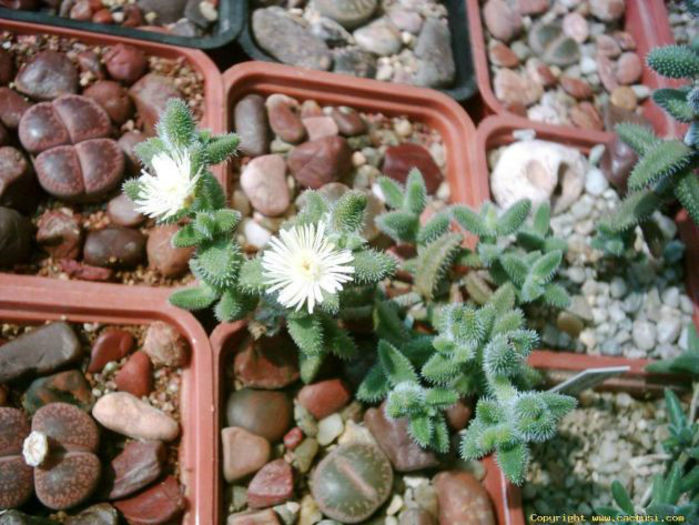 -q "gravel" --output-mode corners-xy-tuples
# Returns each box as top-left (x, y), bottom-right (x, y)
(524, 391), (669, 519)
